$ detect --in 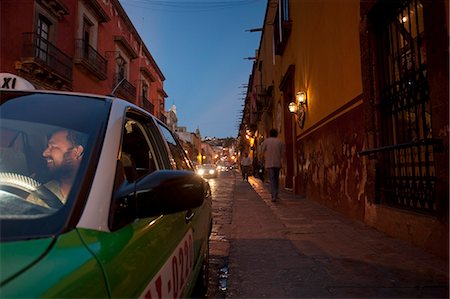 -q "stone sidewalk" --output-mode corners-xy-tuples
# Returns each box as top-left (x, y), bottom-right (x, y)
(226, 175), (449, 298)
